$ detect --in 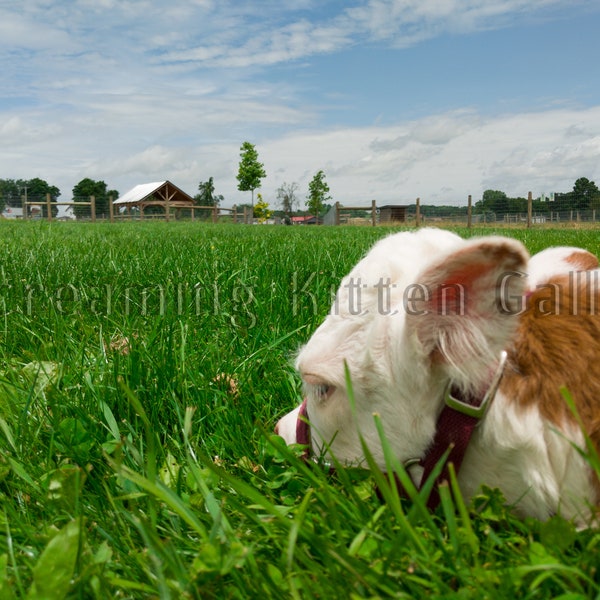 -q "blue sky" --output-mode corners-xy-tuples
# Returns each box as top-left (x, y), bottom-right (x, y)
(1, 0), (600, 208)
